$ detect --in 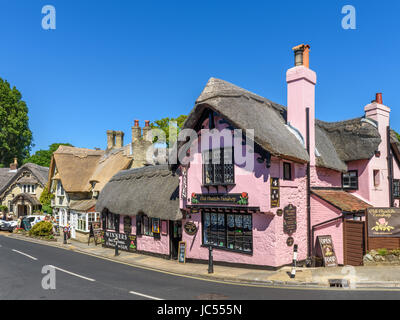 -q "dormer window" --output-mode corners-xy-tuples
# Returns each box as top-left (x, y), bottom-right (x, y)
(342, 170), (358, 190)
(202, 148), (234, 186)
(22, 184), (36, 194)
